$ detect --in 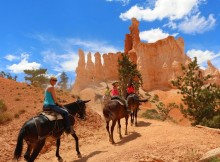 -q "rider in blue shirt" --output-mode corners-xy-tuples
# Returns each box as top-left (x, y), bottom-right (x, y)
(43, 76), (71, 134)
